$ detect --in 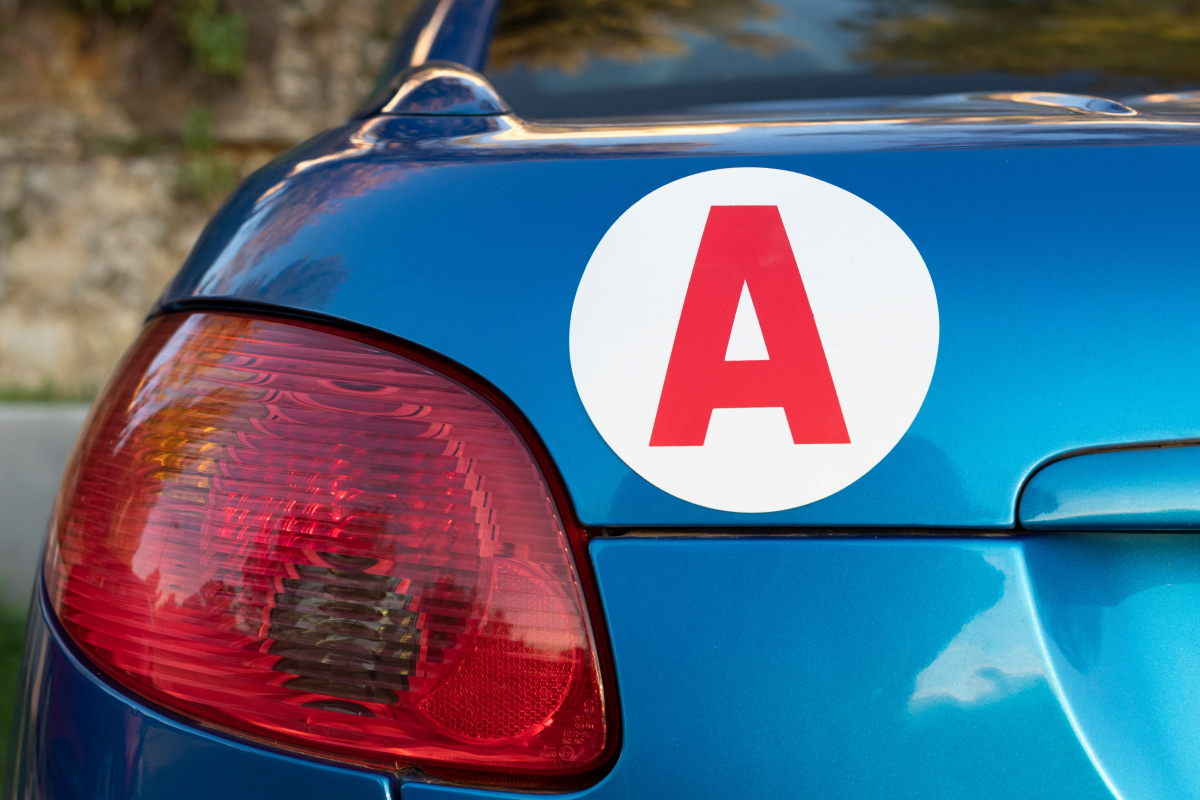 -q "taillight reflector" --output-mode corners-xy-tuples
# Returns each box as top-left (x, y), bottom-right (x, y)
(44, 312), (612, 784)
